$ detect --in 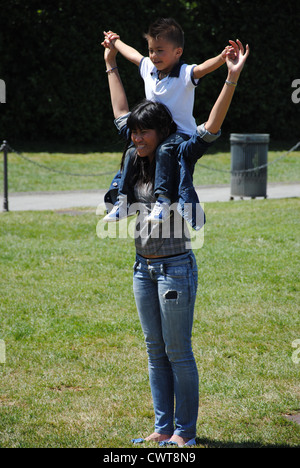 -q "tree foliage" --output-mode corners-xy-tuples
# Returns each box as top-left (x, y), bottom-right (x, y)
(0, 0), (299, 147)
